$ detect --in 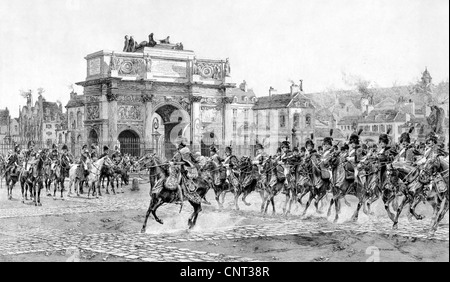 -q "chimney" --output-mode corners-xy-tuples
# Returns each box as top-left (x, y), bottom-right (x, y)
(290, 83), (300, 96)
(299, 80), (303, 92)
(239, 80), (248, 92)
(269, 86), (277, 97)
